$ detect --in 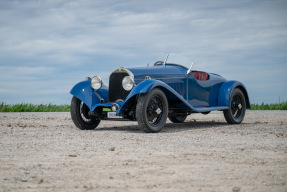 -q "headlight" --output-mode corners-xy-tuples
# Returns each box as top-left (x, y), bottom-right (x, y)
(122, 76), (134, 91)
(91, 76), (102, 90)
